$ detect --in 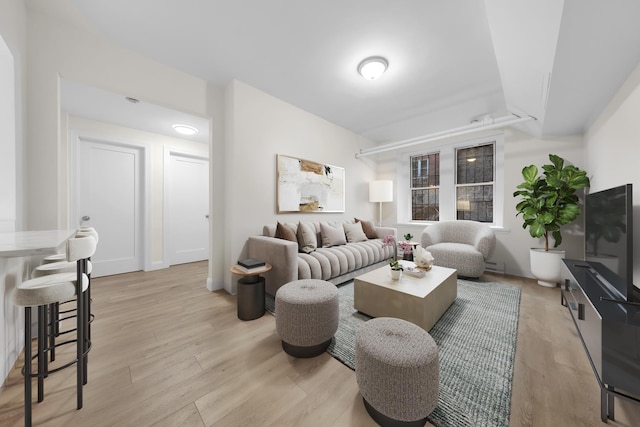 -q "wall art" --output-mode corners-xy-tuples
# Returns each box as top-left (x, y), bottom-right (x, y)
(277, 154), (345, 213)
